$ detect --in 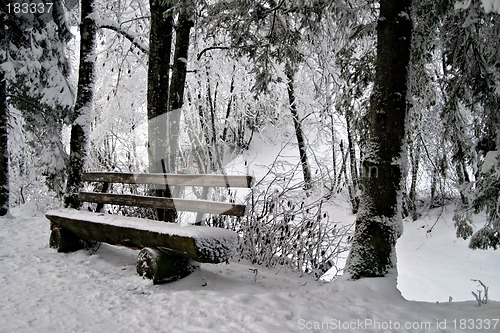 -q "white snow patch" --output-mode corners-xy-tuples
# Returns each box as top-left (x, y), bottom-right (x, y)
(455, 0), (472, 10)
(480, 0), (500, 13)
(481, 150), (499, 174)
